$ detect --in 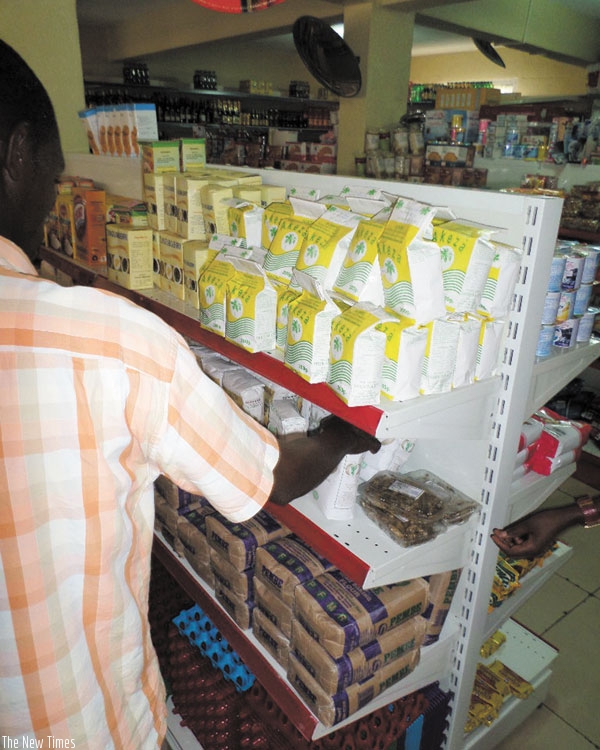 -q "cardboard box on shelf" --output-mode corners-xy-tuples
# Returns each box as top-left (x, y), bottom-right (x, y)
(72, 187), (107, 265)
(106, 225), (153, 290)
(435, 87), (501, 110)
